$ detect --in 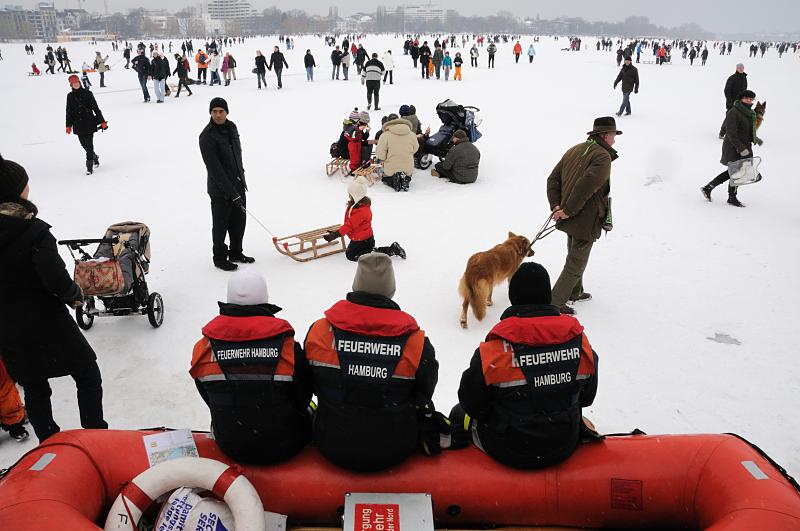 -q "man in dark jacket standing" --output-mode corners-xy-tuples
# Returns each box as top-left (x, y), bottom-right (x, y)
(330, 46), (342, 80)
(719, 63), (747, 138)
(613, 56), (639, 116)
(65, 75), (107, 175)
(419, 41), (431, 78)
(304, 49), (315, 81)
(547, 117), (620, 315)
(267, 46), (288, 89)
(452, 263), (598, 469)
(0, 156), (107, 441)
(131, 49), (151, 102)
(702, 90), (762, 207)
(432, 130), (480, 184)
(190, 269), (312, 464)
(199, 98), (253, 271)
(304, 253), (442, 471)
(362, 53), (385, 110)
